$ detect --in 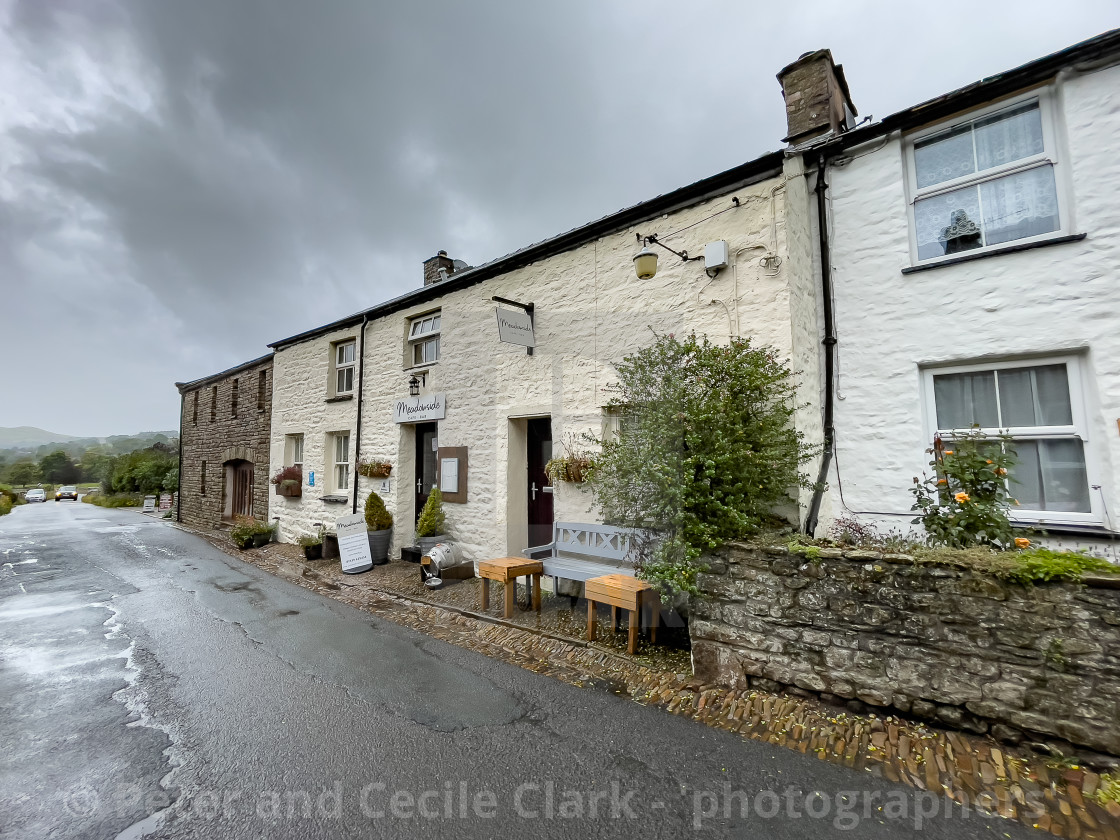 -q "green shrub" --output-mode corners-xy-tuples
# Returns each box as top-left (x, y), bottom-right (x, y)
(0, 496), (11, 516)
(364, 491), (393, 531)
(230, 516), (273, 547)
(415, 487), (446, 538)
(0, 484), (23, 509)
(1095, 773), (1120, 807)
(999, 547), (1117, 585)
(910, 427), (1017, 549)
(83, 493), (143, 508)
(588, 332), (812, 597)
(297, 533), (323, 547)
